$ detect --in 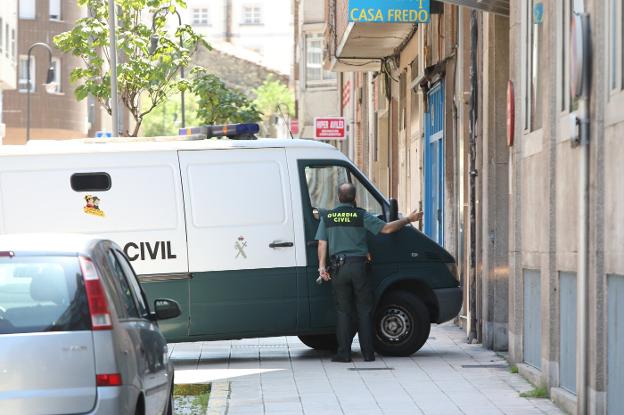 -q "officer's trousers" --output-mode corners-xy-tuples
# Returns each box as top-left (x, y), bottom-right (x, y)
(331, 260), (374, 359)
